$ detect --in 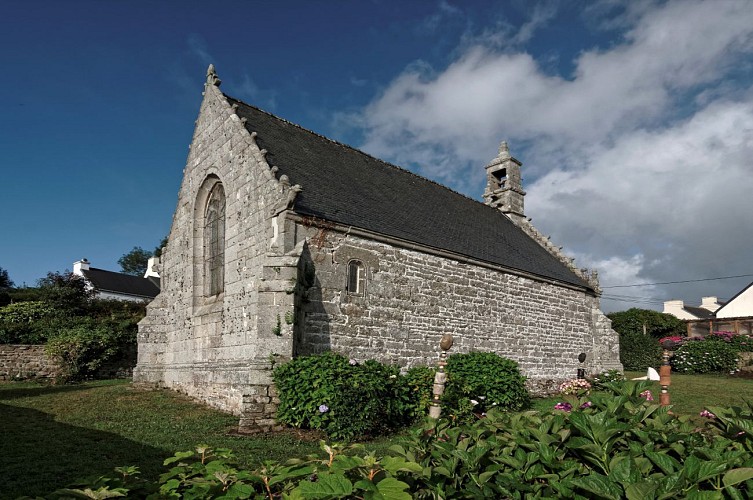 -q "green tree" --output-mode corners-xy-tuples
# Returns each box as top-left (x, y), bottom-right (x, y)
(154, 236), (168, 258)
(607, 308), (685, 370)
(0, 267), (14, 289)
(118, 247), (152, 276)
(37, 271), (93, 314)
(607, 308), (685, 338)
